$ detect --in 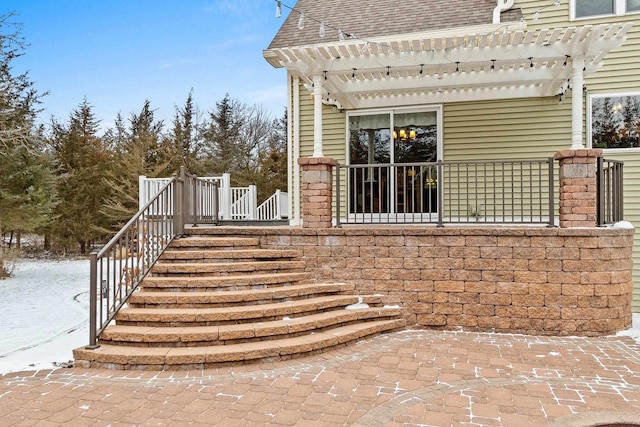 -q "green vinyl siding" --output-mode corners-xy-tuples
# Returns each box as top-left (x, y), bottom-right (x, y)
(444, 97), (572, 160)
(298, 83), (347, 219)
(519, 0), (640, 311)
(298, 85), (346, 161)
